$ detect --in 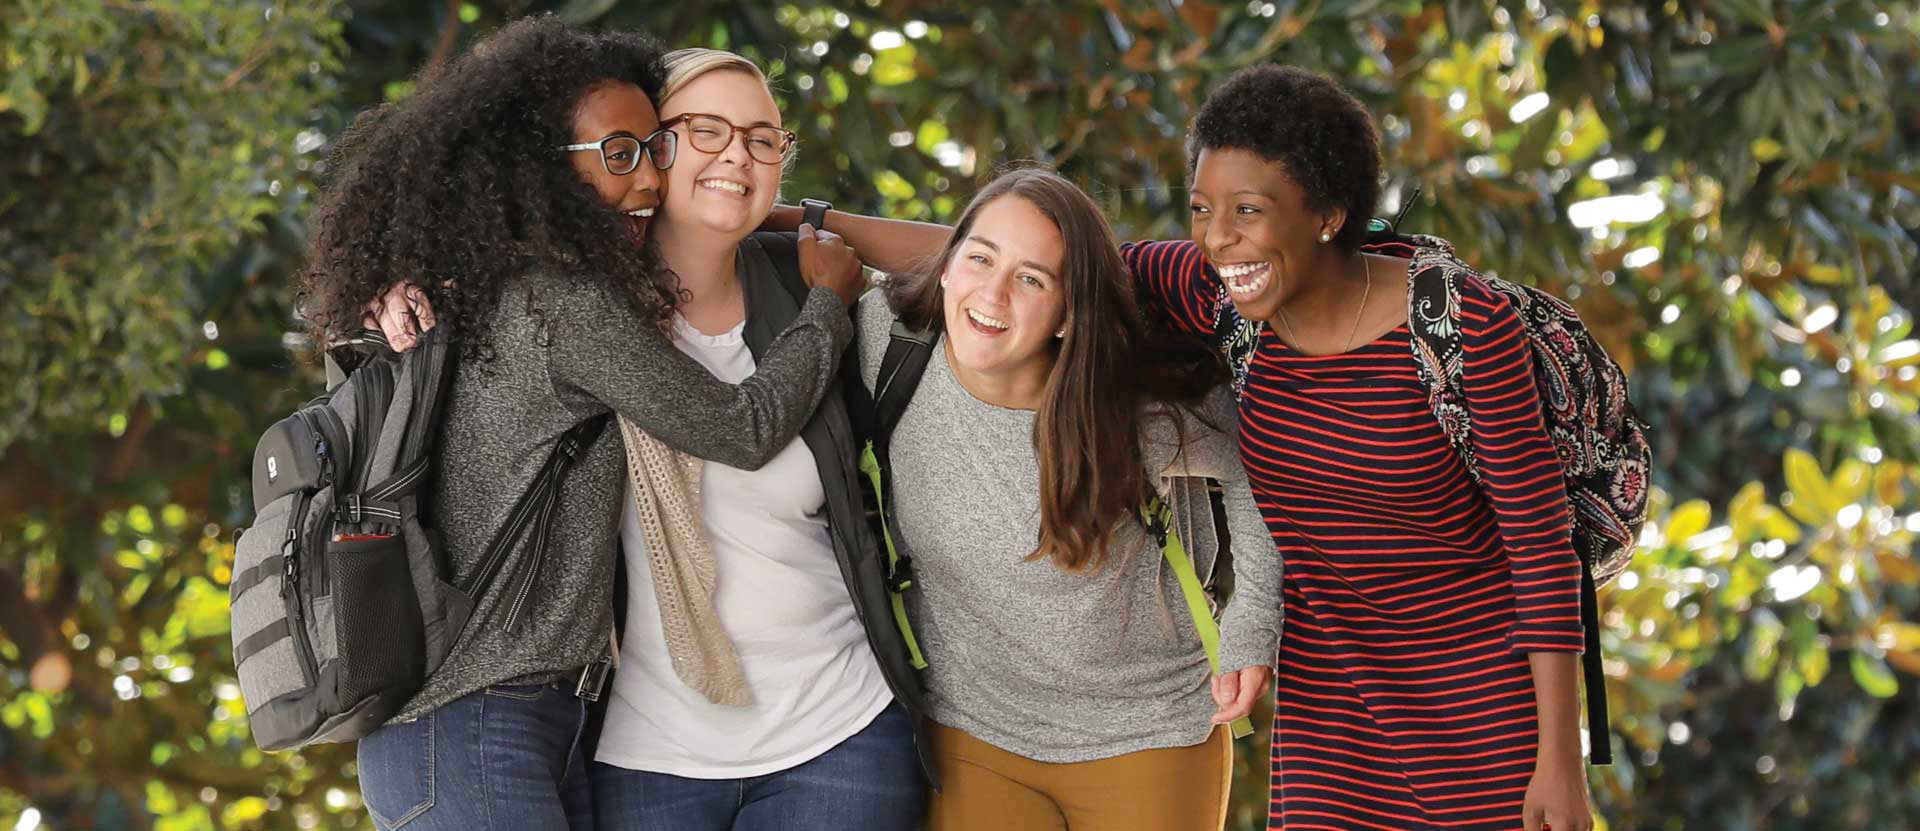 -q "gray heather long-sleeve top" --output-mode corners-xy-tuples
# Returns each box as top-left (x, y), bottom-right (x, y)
(394, 271), (852, 722)
(856, 294), (1283, 763)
